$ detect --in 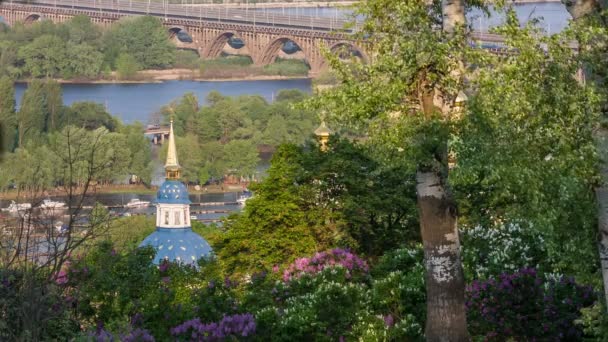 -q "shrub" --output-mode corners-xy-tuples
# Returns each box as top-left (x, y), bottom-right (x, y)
(170, 314), (256, 341)
(262, 58), (309, 76)
(466, 268), (596, 340)
(281, 248), (369, 282)
(461, 222), (549, 280)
